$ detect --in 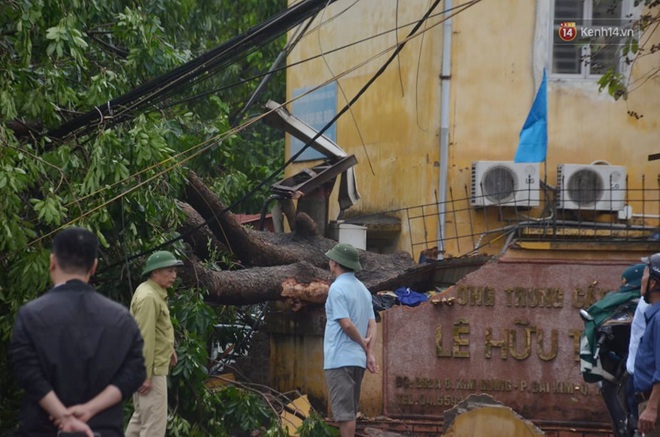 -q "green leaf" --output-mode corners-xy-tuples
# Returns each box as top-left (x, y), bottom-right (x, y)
(46, 26), (64, 41)
(0, 1), (288, 432)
